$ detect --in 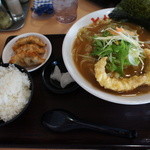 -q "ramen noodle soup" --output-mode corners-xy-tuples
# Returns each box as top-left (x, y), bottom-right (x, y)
(72, 17), (150, 96)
